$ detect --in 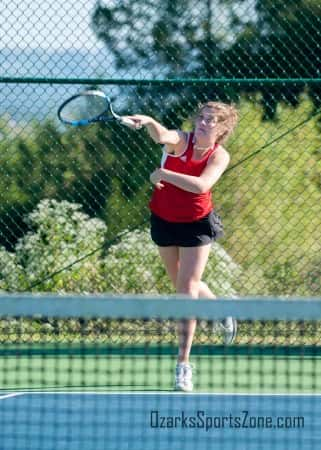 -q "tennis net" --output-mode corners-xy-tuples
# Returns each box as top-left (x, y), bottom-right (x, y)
(0, 294), (320, 450)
